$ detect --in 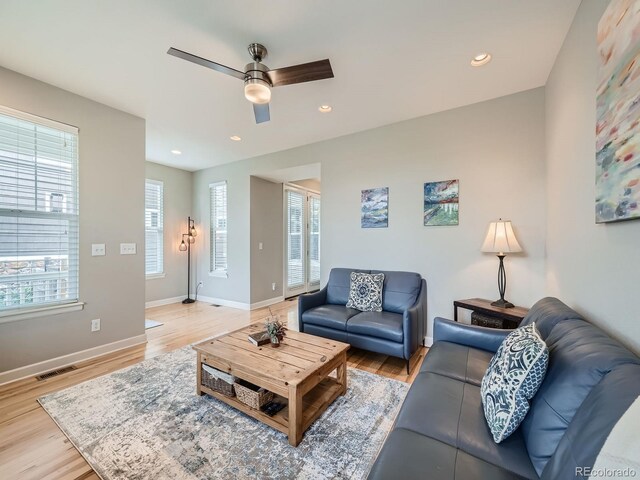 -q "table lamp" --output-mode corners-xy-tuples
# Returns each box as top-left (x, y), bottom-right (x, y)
(481, 219), (522, 308)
